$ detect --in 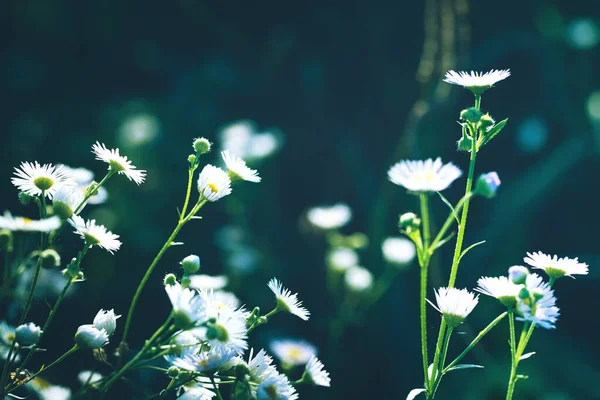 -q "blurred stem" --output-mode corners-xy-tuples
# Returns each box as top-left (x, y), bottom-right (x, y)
(361, 265), (399, 310)
(211, 376), (223, 400)
(121, 198), (207, 343)
(506, 322), (536, 400)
